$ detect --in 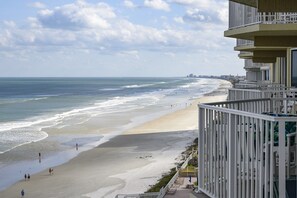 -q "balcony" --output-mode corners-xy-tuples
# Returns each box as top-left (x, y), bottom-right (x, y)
(229, 2), (297, 30)
(236, 39), (254, 49)
(198, 98), (297, 197)
(226, 2), (297, 40)
(243, 59), (265, 70)
(228, 86), (297, 104)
